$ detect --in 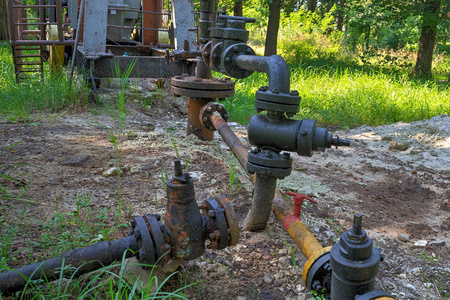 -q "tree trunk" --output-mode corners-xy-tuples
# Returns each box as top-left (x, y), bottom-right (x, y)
(337, 0), (344, 31)
(233, 0), (243, 16)
(307, 0), (317, 12)
(414, 0), (441, 78)
(264, 0), (281, 56)
(0, 0), (10, 40)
